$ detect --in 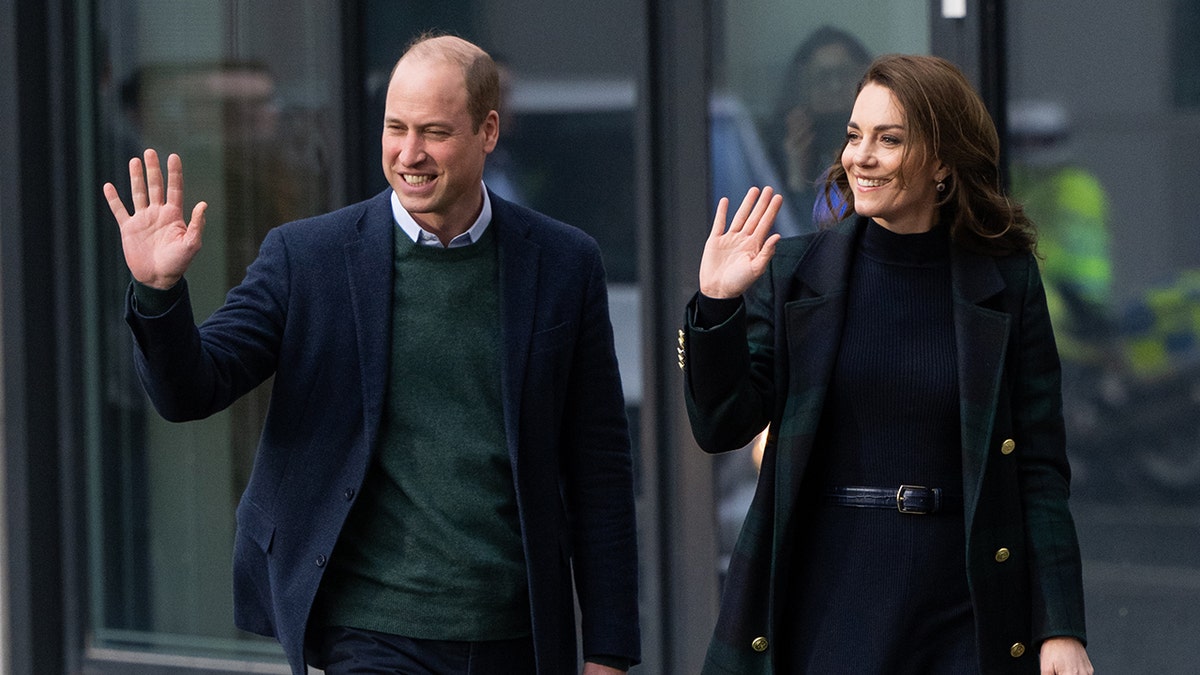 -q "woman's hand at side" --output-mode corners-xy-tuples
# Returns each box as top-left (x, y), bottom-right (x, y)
(1040, 636), (1094, 675)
